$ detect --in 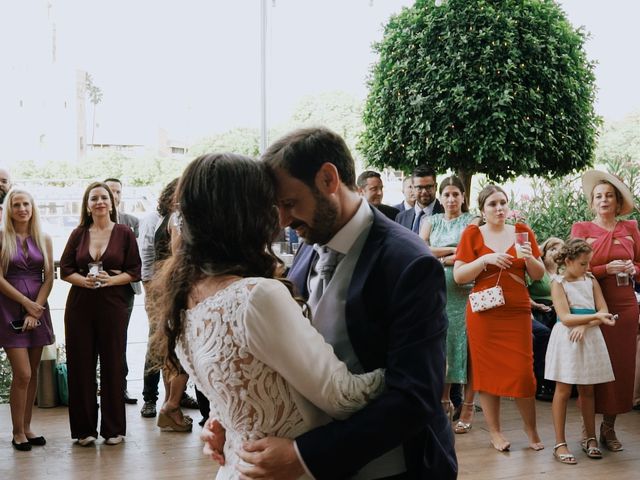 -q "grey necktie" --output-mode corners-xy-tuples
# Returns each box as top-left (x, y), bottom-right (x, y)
(308, 245), (343, 309)
(412, 209), (425, 234)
